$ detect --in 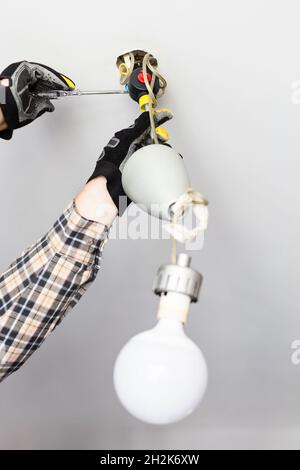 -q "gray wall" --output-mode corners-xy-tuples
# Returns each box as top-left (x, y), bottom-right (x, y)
(0, 0), (300, 450)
